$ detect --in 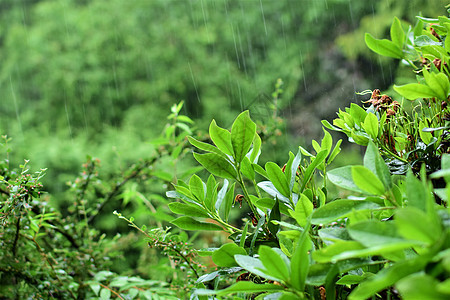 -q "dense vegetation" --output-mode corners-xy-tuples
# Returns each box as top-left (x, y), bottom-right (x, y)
(1, 1), (449, 299)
